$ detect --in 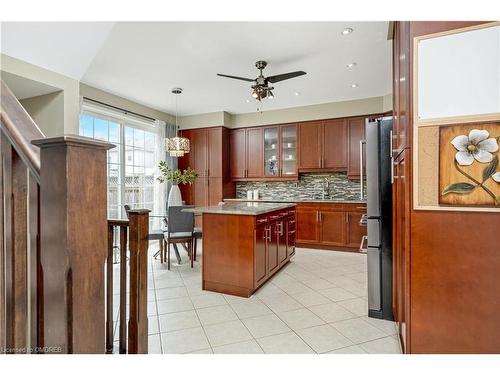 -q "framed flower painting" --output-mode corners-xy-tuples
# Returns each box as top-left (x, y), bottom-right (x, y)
(439, 123), (500, 207)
